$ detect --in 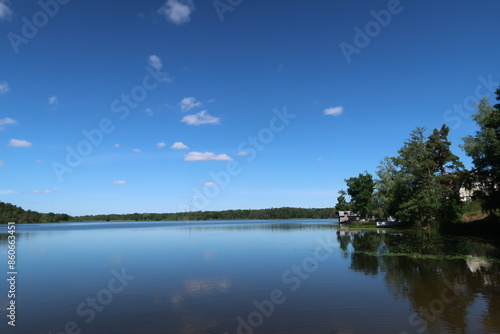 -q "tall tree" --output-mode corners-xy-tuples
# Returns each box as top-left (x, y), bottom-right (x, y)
(392, 126), (464, 228)
(462, 88), (500, 213)
(335, 190), (350, 212)
(375, 156), (402, 219)
(345, 172), (375, 218)
(426, 125), (465, 224)
(394, 127), (437, 227)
